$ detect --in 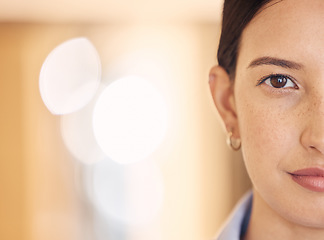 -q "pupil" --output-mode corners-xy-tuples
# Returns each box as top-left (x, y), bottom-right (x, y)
(270, 76), (287, 88)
